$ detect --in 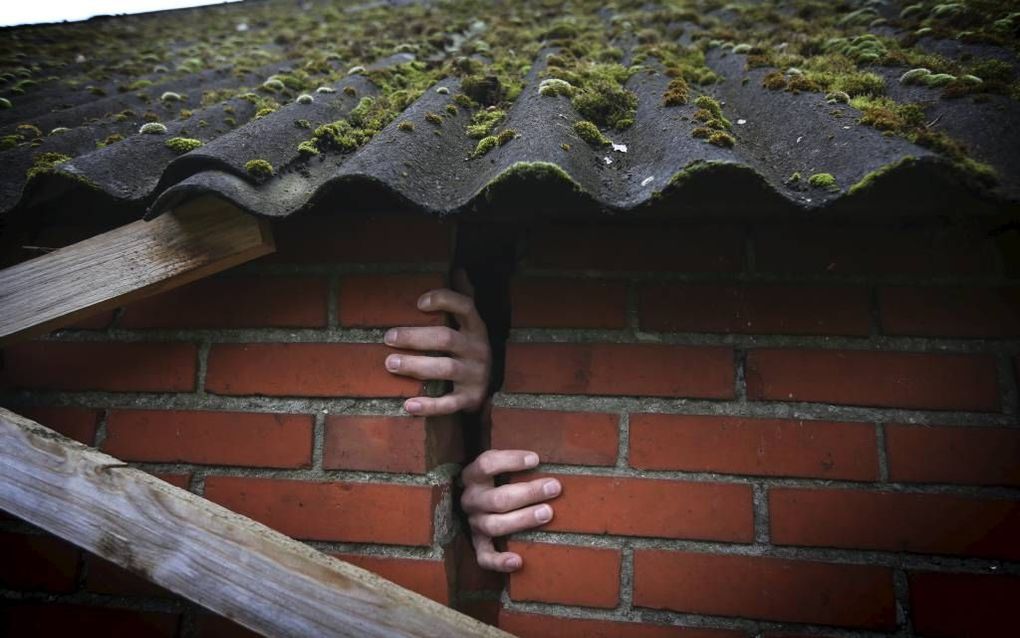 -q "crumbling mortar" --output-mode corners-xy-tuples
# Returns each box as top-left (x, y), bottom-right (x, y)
(752, 483), (769, 543)
(515, 266), (1011, 288)
(511, 531), (1019, 575)
(509, 328), (1020, 356)
(524, 462), (1020, 499)
(42, 327), (391, 344)
(195, 340), (210, 395)
(615, 412), (629, 469)
(93, 408), (110, 449)
(734, 349), (748, 402)
(312, 410), (325, 470)
(0, 391), (411, 417)
(894, 569), (913, 634)
(618, 544), (634, 612)
(304, 540), (442, 561)
(995, 352), (1019, 417)
(492, 392), (1017, 429)
(875, 423), (891, 482)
